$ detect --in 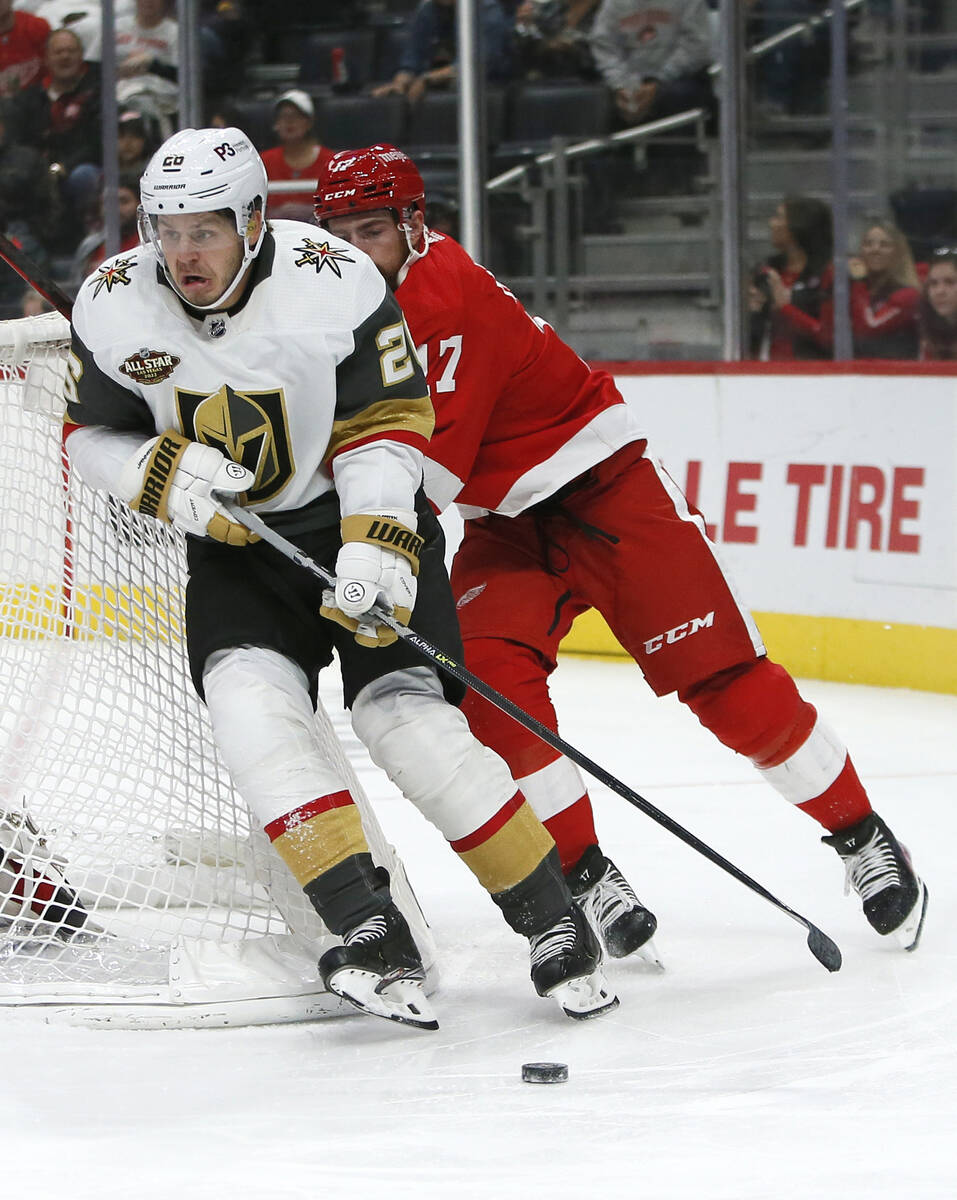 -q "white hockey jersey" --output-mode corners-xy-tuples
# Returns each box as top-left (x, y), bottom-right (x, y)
(66, 220), (433, 524)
